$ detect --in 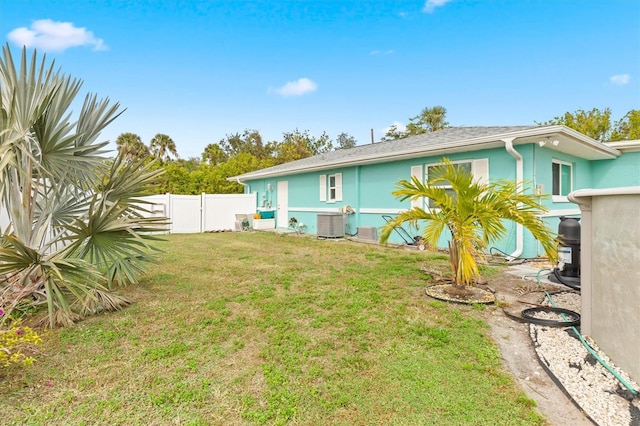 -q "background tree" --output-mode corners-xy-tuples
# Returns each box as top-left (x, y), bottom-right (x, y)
(383, 105), (449, 140)
(116, 132), (149, 161)
(149, 133), (178, 162)
(202, 143), (228, 166)
(275, 129), (333, 164)
(538, 108), (613, 142)
(218, 129), (273, 160)
(0, 45), (167, 327)
(382, 124), (405, 141)
(335, 132), (357, 150)
(408, 105), (449, 134)
(610, 109), (640, 141)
